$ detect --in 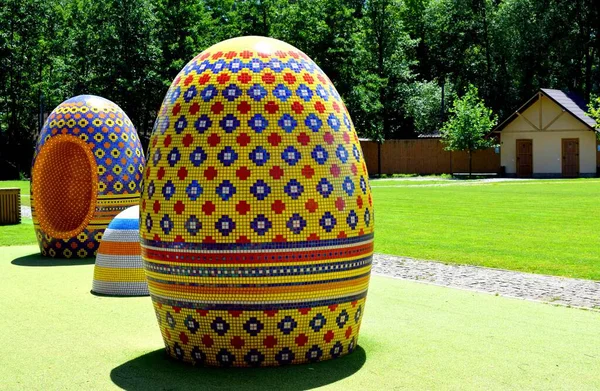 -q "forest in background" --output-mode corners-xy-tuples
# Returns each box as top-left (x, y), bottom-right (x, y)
(1, 0), (599, 178)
